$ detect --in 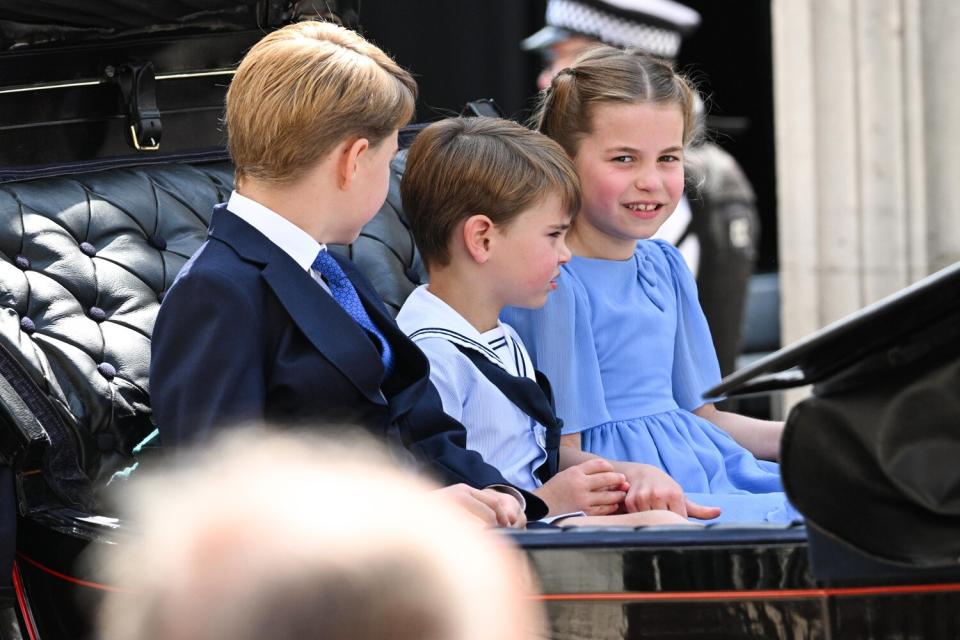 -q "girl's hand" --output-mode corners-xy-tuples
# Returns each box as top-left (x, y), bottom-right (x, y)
(562, 510), (698, 528)
(534, 458), (627, 516)
(619, 462), (722, 521)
